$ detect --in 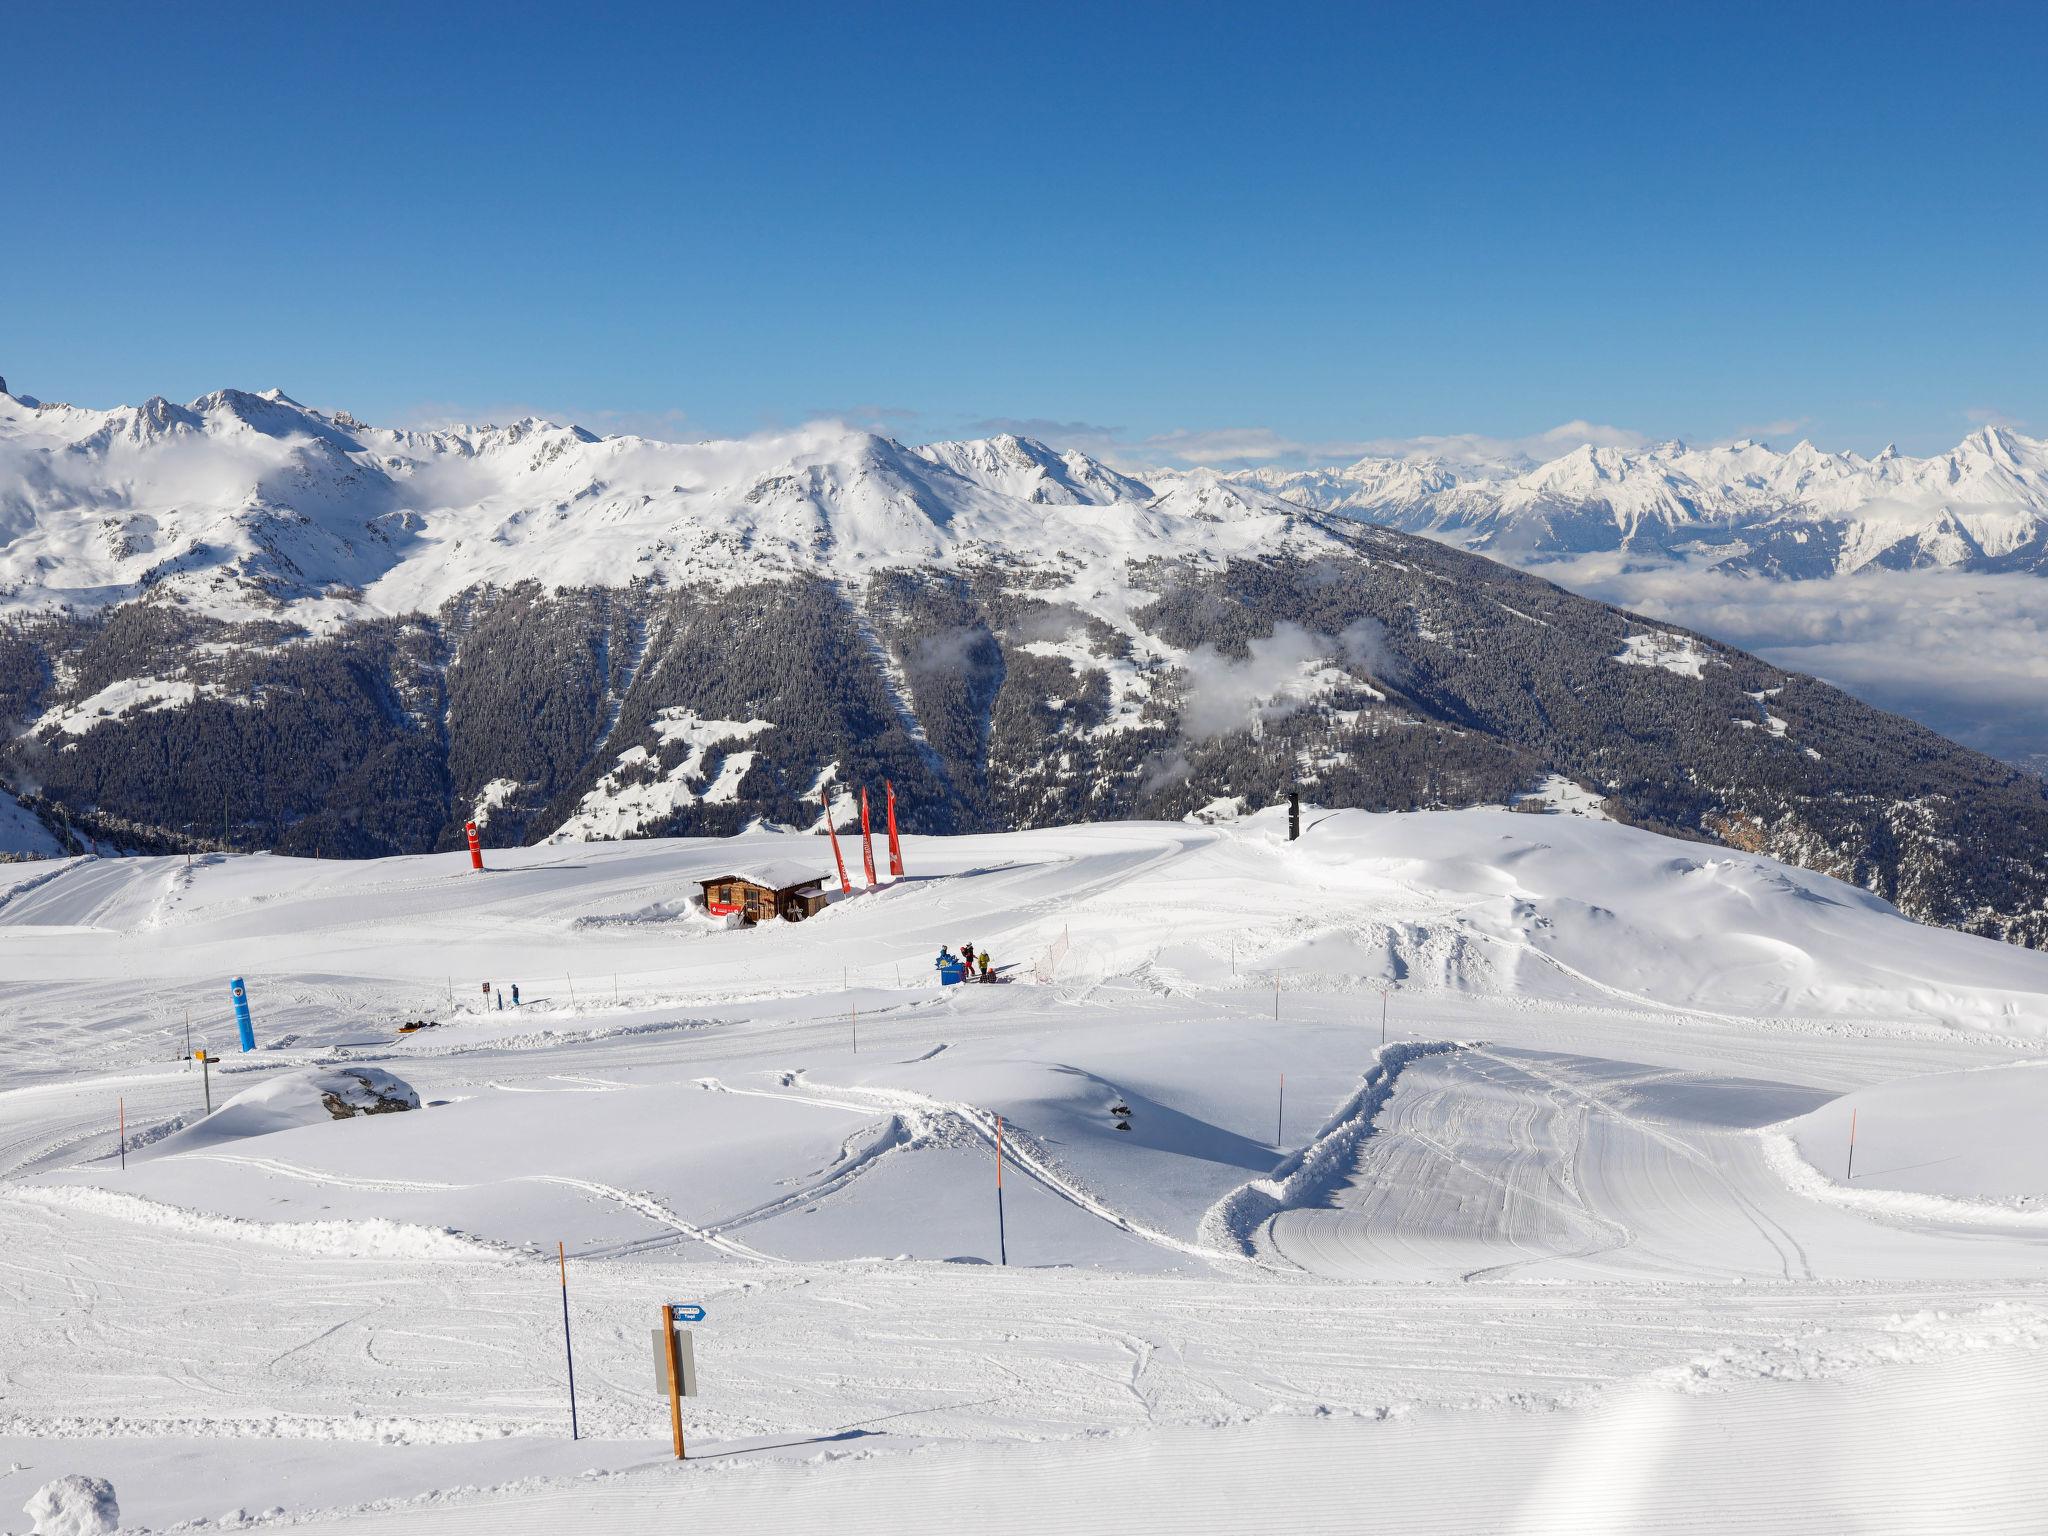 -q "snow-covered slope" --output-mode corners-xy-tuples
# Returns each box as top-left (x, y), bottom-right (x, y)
(7, 810), (2048, 1531)
(0, 788), (61, 857)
